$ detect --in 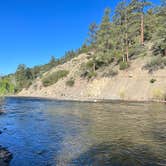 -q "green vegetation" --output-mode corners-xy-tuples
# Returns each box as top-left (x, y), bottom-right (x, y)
(82, 0), (166, 76)
(0, 50), (80, 93)
(80, 62), (97, 80)
(152, 88), (166, 101)
(150, 79), (157, 84)
(42, 70), (69, 87)
(102, 69), (118, 77)
(143, 56), (166, 73)
(66, 78), (75, 87)
(119, 62), (129, 70)
(0, 78), (15, 95)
